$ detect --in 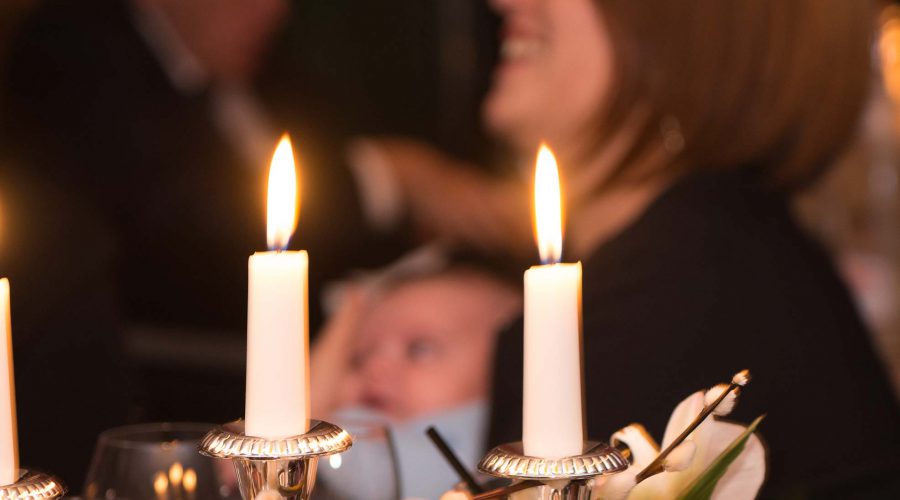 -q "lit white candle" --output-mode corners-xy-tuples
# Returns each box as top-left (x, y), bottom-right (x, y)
(522, 145), (584, 458)
(0, 278), (18, 485)
(245, 134), (310, 439)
